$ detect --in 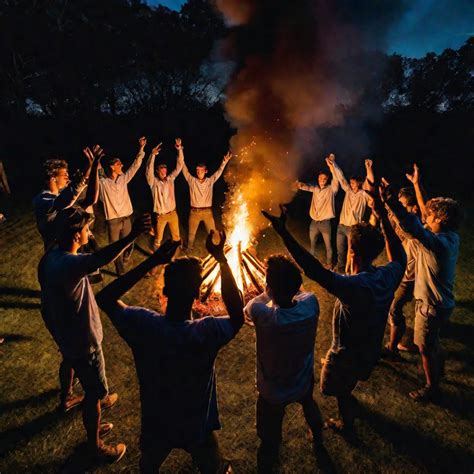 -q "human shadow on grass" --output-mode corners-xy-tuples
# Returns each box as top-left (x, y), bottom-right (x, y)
(0, 300), (41, 310)
(134, 242), (152, 257)
(0, 286), (41, 298)
(441, 320), (474, 346)
(0, 408), (67, 457)
(455, 299), (474, 313)
(357, 403), (474, 473)
(60, 443), (100, 473)
(1, 388), (58, 414)
(0, 333), (34, 344)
